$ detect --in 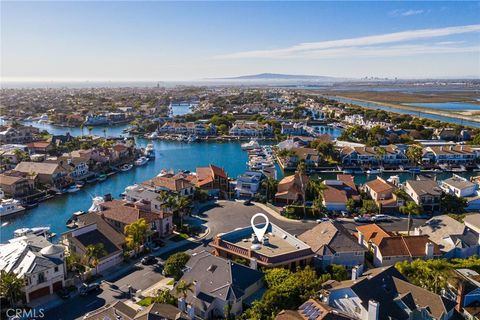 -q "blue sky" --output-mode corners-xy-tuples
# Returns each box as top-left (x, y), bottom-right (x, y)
(1, 1), (479, 81)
